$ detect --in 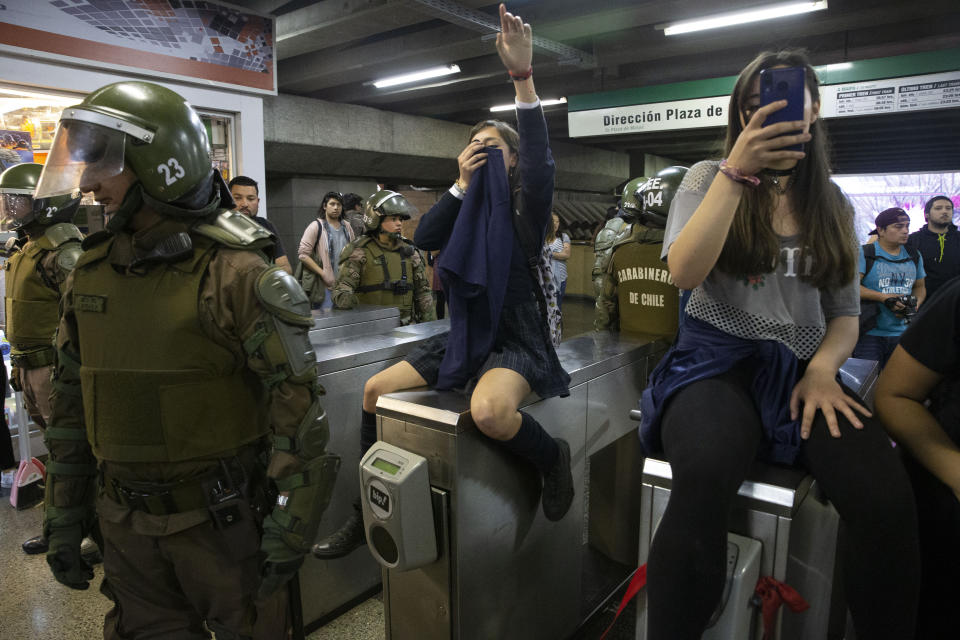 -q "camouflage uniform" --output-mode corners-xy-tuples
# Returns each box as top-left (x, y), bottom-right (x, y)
(38, 81), (338, 640)
(332, 235), (436, 325)
(48, 215), (338, 639)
